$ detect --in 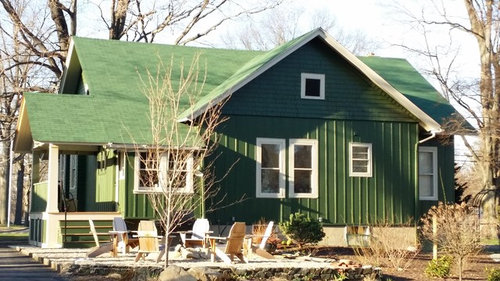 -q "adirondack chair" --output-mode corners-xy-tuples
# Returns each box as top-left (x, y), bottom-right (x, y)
(109, 217), (138, 256)
(178, 218), (211, 248)
(134, 220), (165, 263)
(86, 219), (113, 258)
(208, 222), (248, 264)
(246, 221), (275, 259)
